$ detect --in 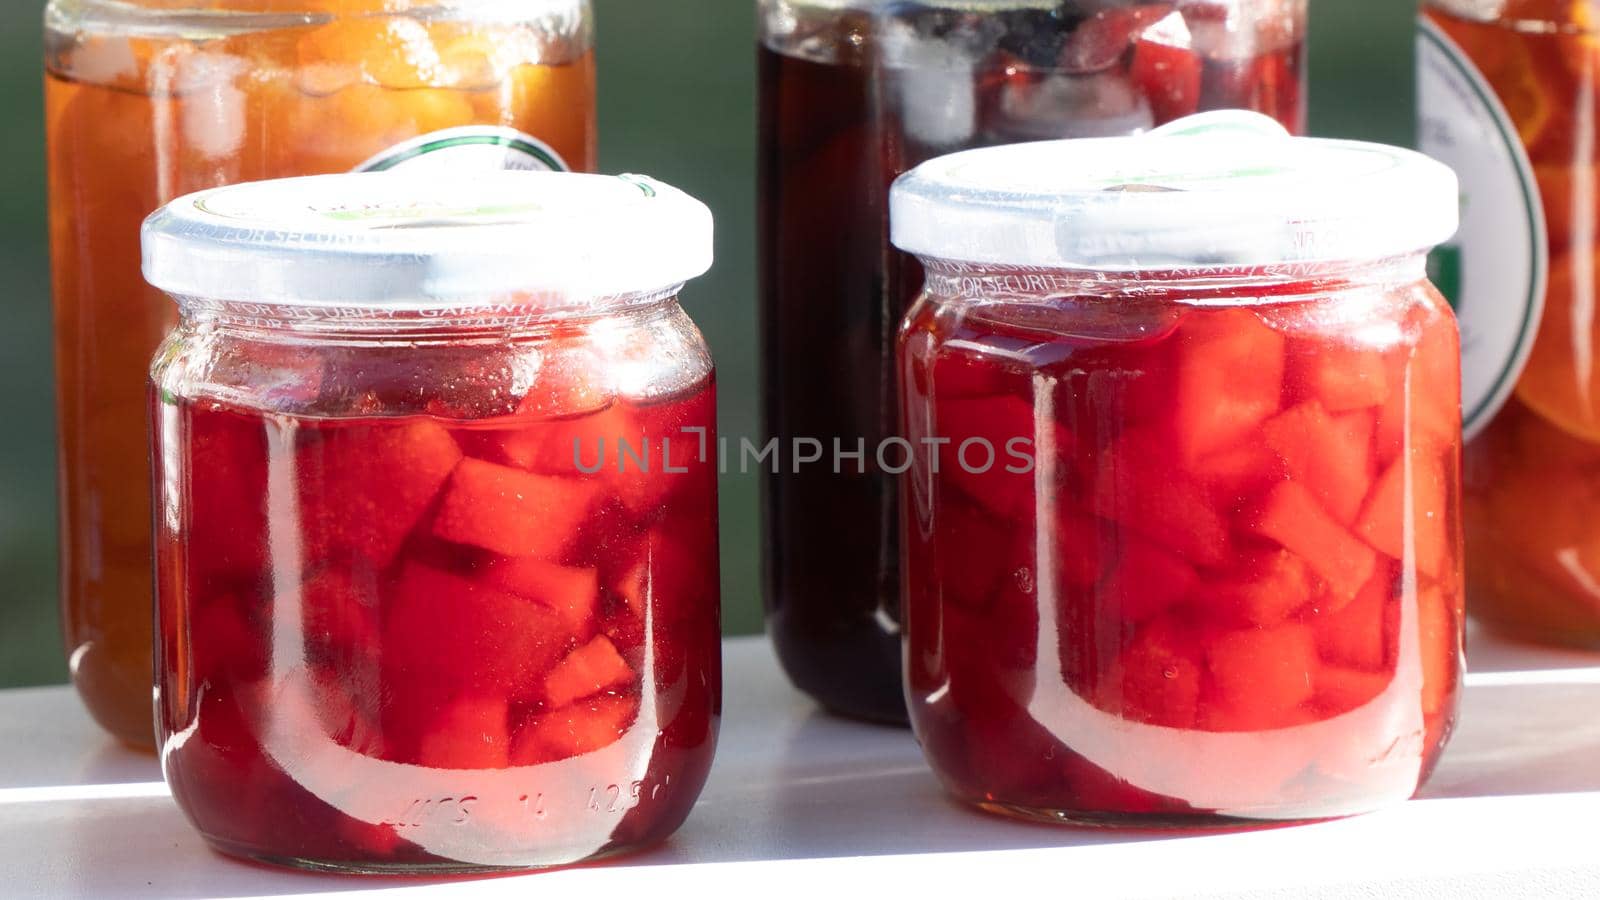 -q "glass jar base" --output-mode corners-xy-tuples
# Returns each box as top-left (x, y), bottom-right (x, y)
(203, 836), (640, 876)
(972, 800), (1340, 832)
